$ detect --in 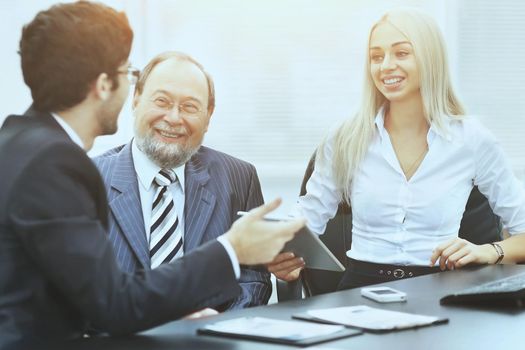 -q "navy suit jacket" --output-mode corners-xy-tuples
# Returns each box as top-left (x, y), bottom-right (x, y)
(0, 109), (241, 349)
(93, 142), (271, 309)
